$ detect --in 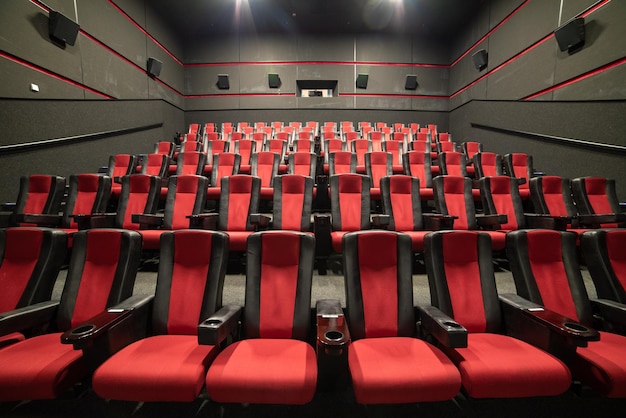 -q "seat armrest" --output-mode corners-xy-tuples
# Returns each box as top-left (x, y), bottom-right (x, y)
(188, 213), (219, 229)
(371, 214), (390, 229)
(17, 213), (62, 227)
(61, 294), (154, 350)
(0, 300), (60, 336)
(198, 305), (242, 346)
(132, 213), (164, 228)
(314, 214), (332, 257)
(516, 177), (527, 185)
(0, 211), (12, 227)
(499, 293), (599, 351)
(423, 213), (456, 230)
(316, 299), (350, 356)
(73, 213), (117, 230)
(578, 213), (626, 227)
(418, 305), (467, 348)
(524, 213), (568, 230)
(476, 214), (507, 228)
(591, 298), (626, 330)
(249, 213), (271, 230)
(1, 202), (16, 211)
